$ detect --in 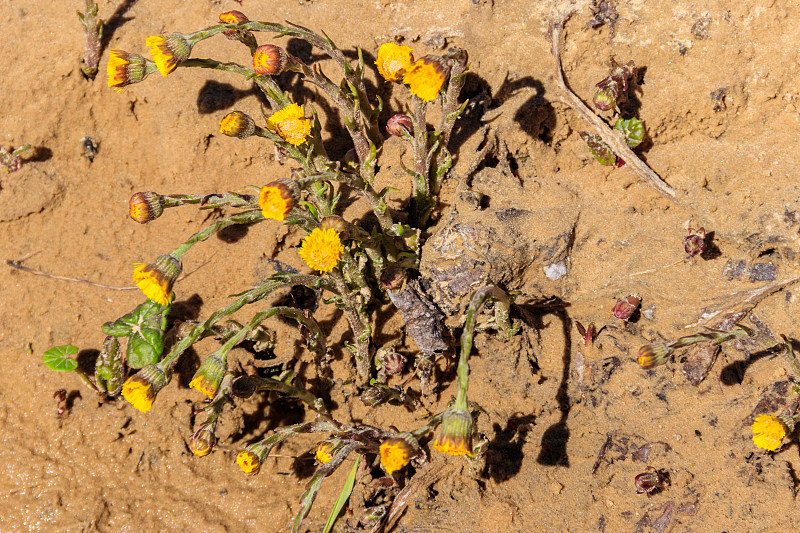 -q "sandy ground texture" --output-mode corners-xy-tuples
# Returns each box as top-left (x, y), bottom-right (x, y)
(2, 0), (800, 531)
